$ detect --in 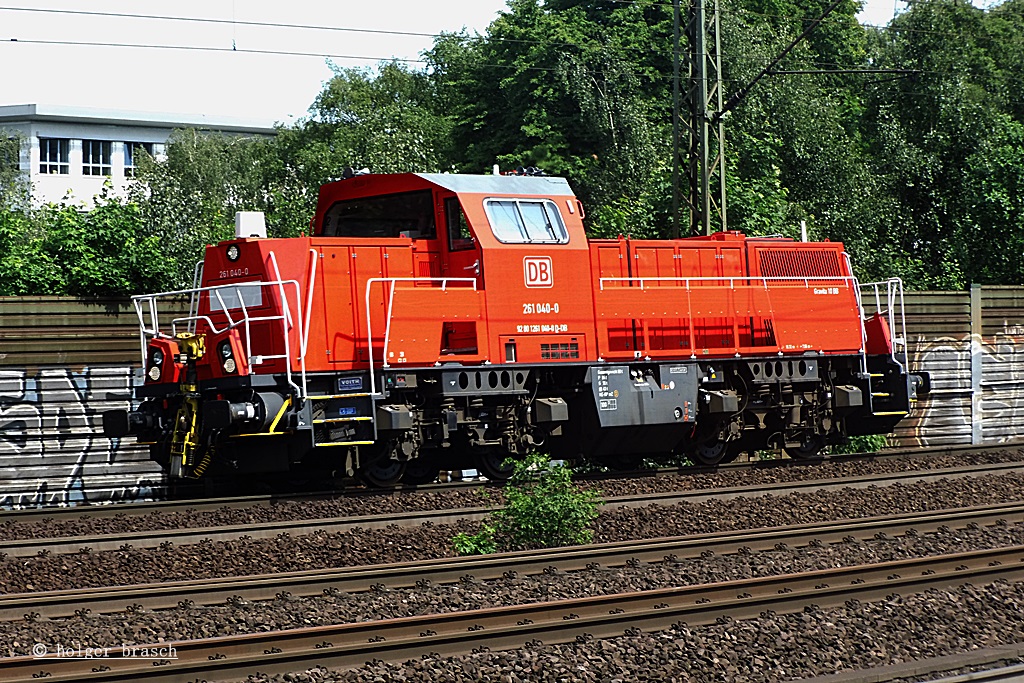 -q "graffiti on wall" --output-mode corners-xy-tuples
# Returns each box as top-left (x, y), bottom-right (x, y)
(903, 327), (1024, 448)
(0, 366), (163, 508)
(977, 328), (1024, 442)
